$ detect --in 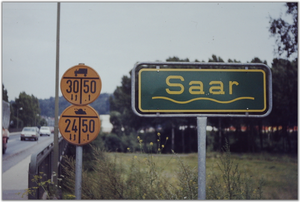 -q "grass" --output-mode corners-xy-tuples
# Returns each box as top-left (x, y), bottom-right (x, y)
(60, 146), (297, 200)
(25, 131), (298, 200)
(103, 151), (297, 199)
(212, 152), (297, 199)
